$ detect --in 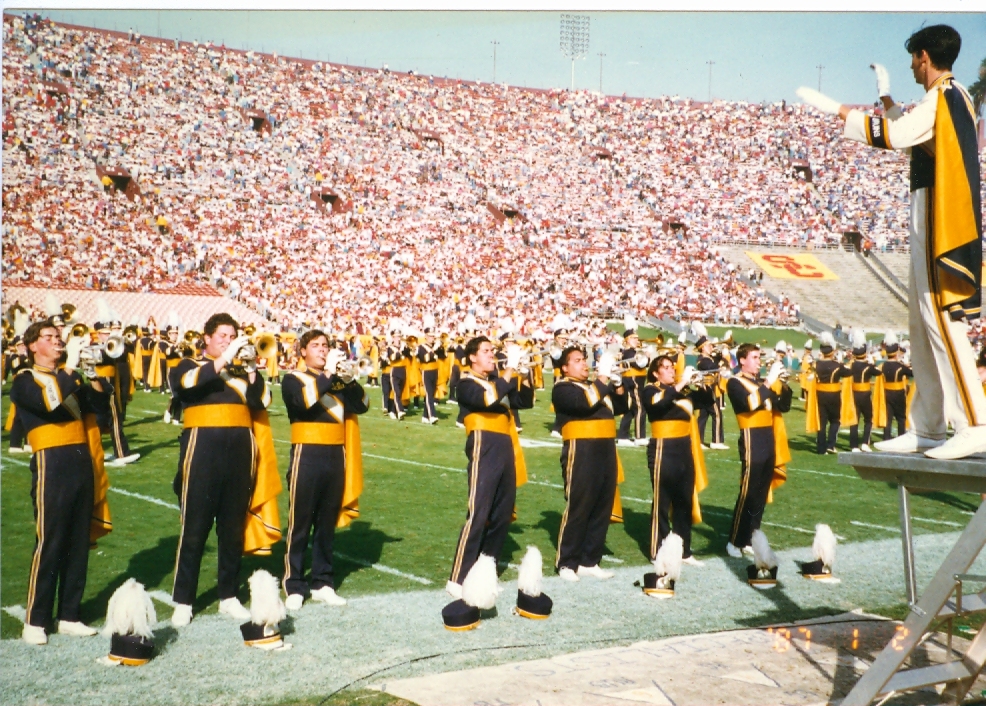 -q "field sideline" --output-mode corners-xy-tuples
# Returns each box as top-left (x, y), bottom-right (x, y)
(1, 333), (978, 644)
